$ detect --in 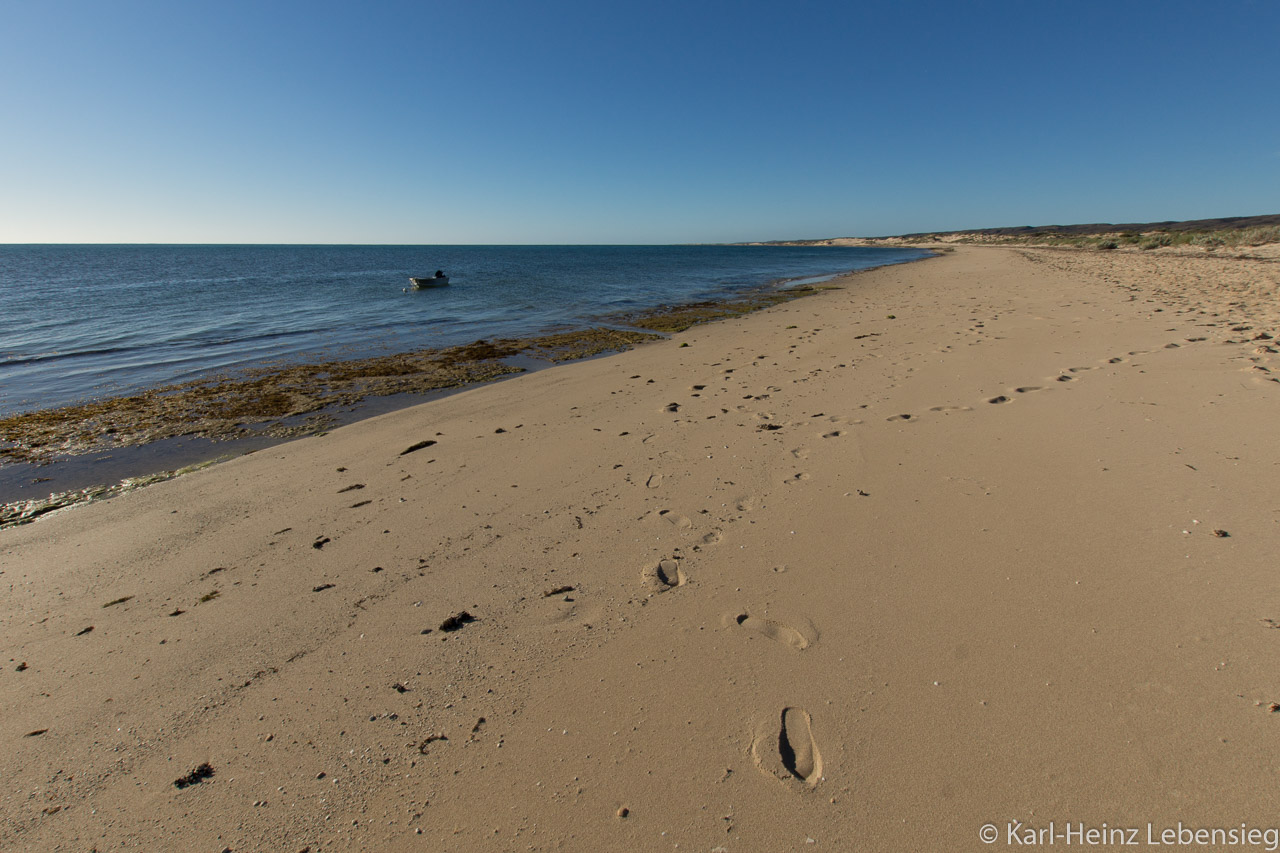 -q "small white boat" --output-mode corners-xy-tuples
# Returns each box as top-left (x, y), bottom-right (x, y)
(409, 271), (449, 289)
